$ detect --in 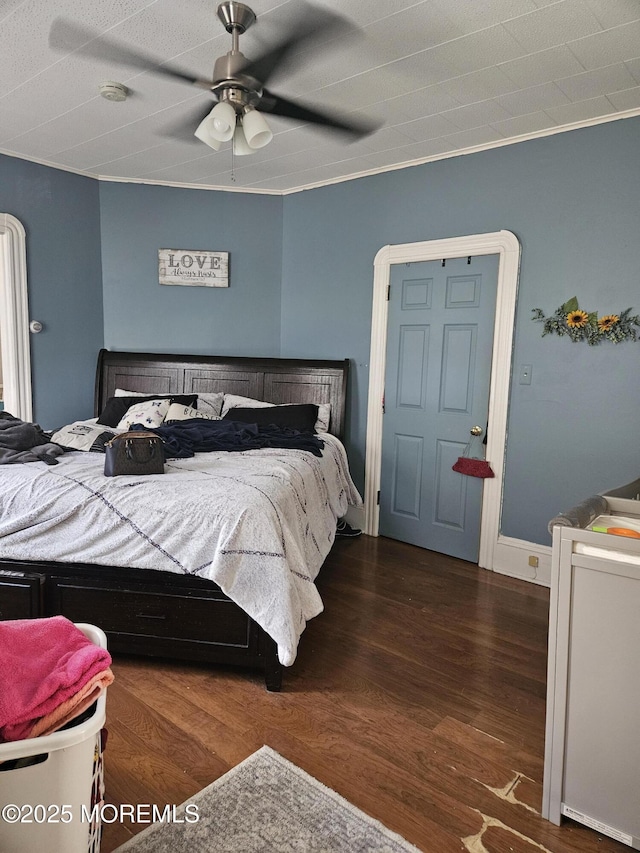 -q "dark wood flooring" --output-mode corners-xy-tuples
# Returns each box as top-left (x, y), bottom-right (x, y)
(101, 535), (627, 853)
